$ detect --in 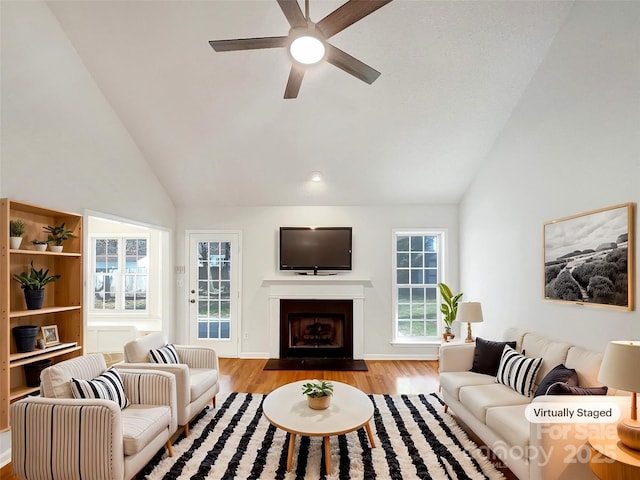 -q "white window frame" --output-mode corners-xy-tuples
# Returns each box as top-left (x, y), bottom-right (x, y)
(391, 229), (446, 343)
(90, 235), (150, 314)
